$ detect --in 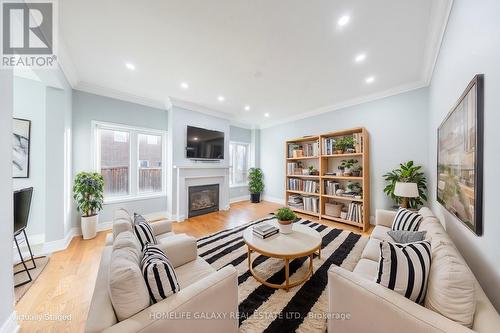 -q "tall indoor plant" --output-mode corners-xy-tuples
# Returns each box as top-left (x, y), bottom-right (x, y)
(248, 167), (264, 203)
(383, 161), (427, 209)
(73, 172), (104, 239)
